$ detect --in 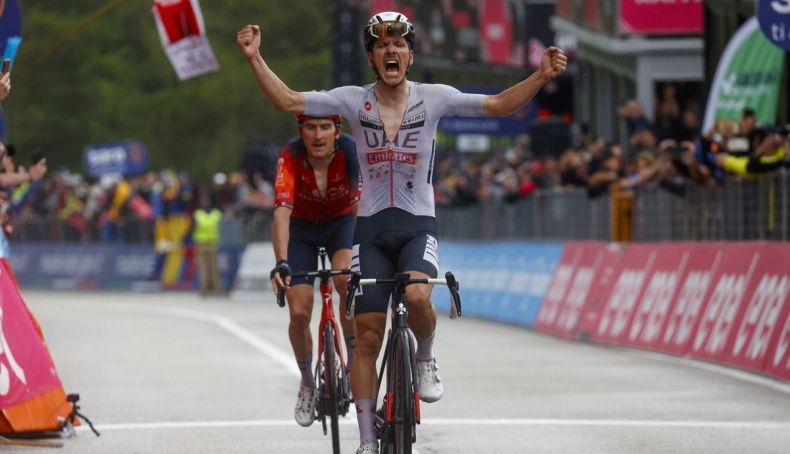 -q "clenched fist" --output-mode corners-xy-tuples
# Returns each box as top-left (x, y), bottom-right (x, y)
(540, 46), (568, 81)
(237, 24), (261, 60)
